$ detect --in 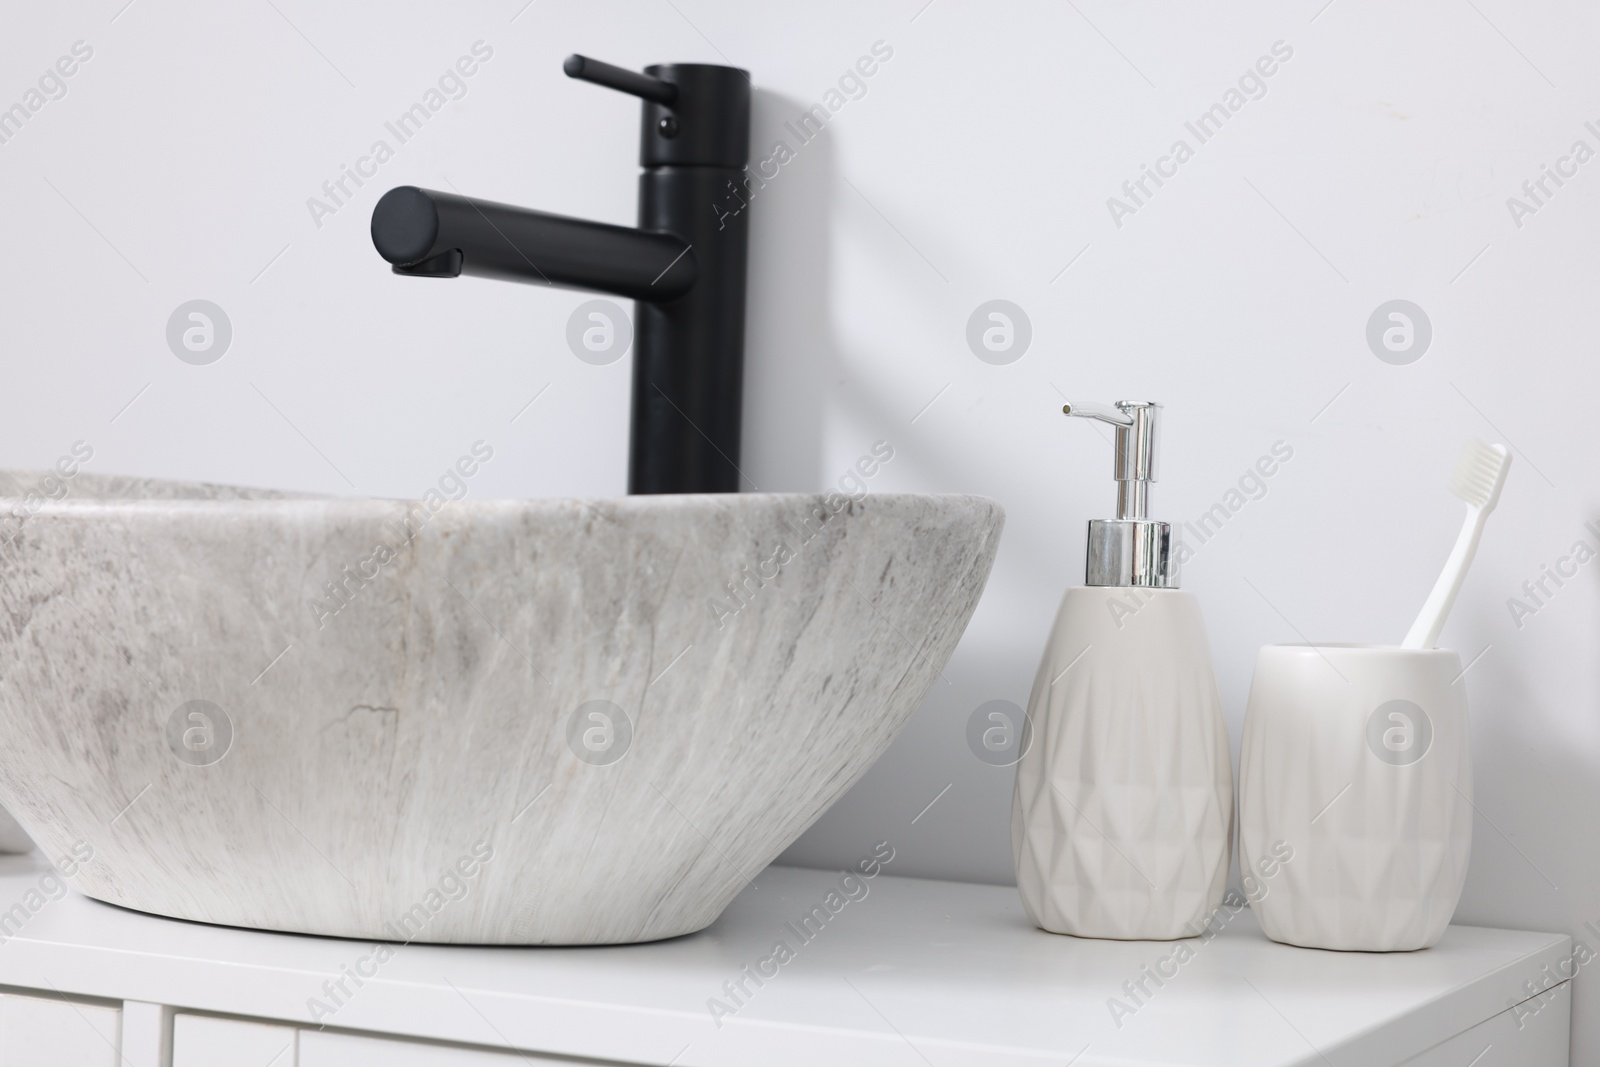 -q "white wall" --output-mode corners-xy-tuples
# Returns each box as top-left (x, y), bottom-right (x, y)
(3, 0), (1596, 1057)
